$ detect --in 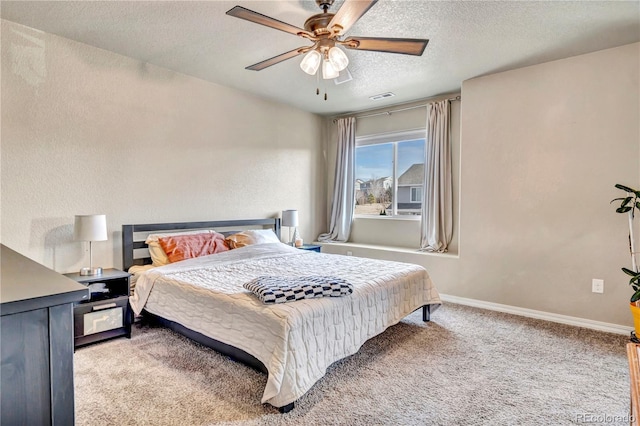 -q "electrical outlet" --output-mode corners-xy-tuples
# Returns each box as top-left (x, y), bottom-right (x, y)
(346, 251), (353, 256)
(592, 279), (604, 294)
